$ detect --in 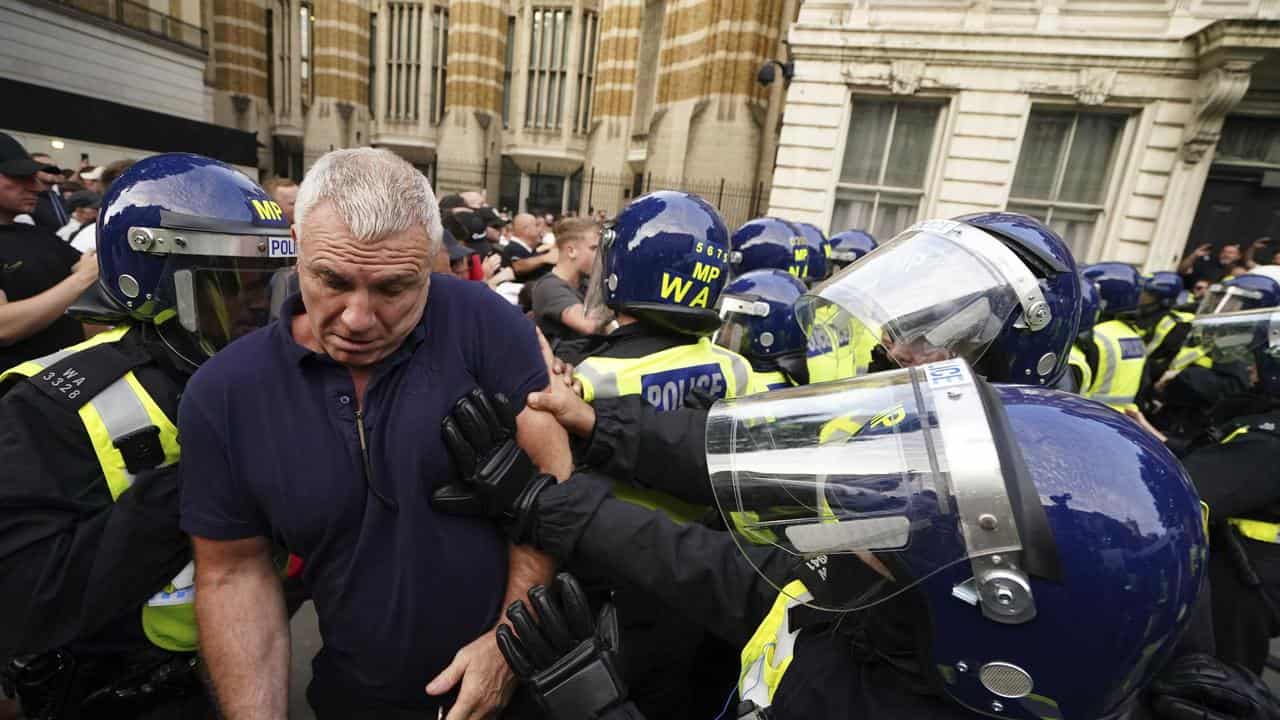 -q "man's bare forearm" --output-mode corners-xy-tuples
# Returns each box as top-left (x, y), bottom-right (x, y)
(500, 404), (573, 605)
(0, 275), (90, 346)
(194, 537), (289, 720)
